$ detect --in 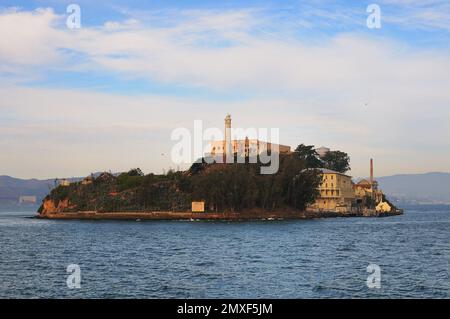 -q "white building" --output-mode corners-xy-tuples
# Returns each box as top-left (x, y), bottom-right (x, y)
(59, 179), (70, 186)
(210, 138), (291, 158)
(209, 115), (291, 159)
